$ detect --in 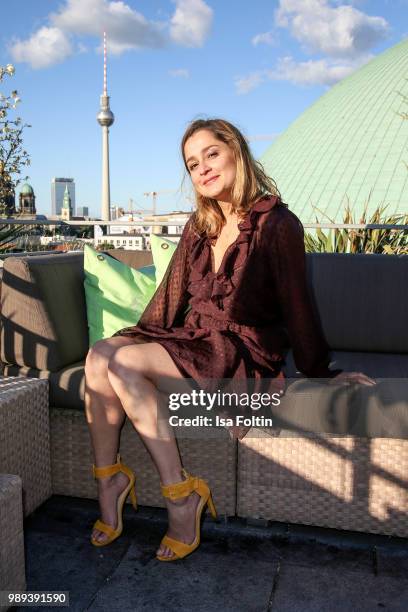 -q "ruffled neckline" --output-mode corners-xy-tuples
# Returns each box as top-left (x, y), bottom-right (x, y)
(233, 194), (281, 237)
(188, 195), (280, 310)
